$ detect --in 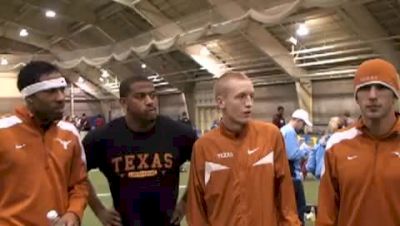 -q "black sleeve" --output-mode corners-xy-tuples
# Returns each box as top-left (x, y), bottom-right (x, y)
(181, 128), (198, 163)
(82, 130), (102, 171)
